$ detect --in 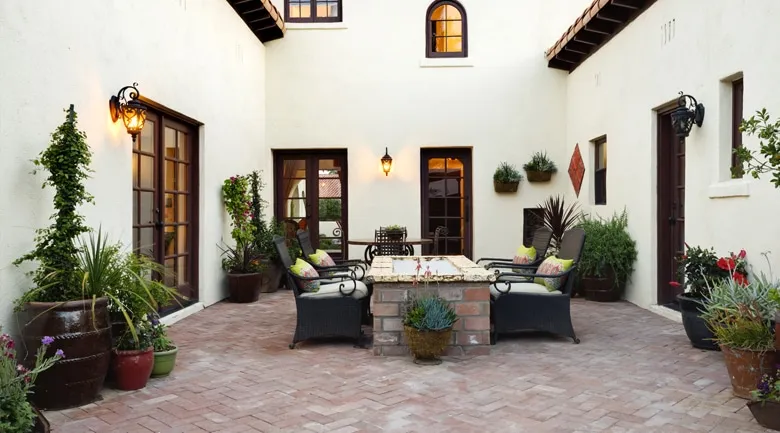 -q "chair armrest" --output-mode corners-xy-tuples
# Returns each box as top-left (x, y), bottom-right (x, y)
(475, 257), (513, 265)
(485, 262), (539, 271)
(334, 259), (368, 269)
(287, 271), (358, 296)
(495, 267), (575, 281)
